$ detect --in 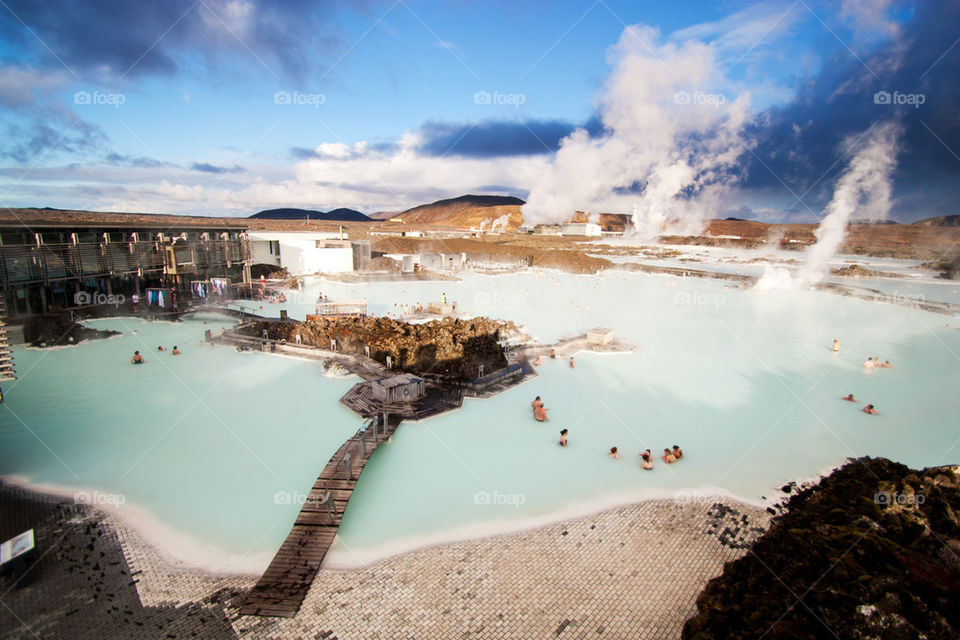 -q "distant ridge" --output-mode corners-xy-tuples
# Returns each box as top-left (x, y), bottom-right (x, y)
(382, 194), (526, 228)
(250, 207), (370, 222)
(913, 214), (960, 227)
(402, 195), (525, 212)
